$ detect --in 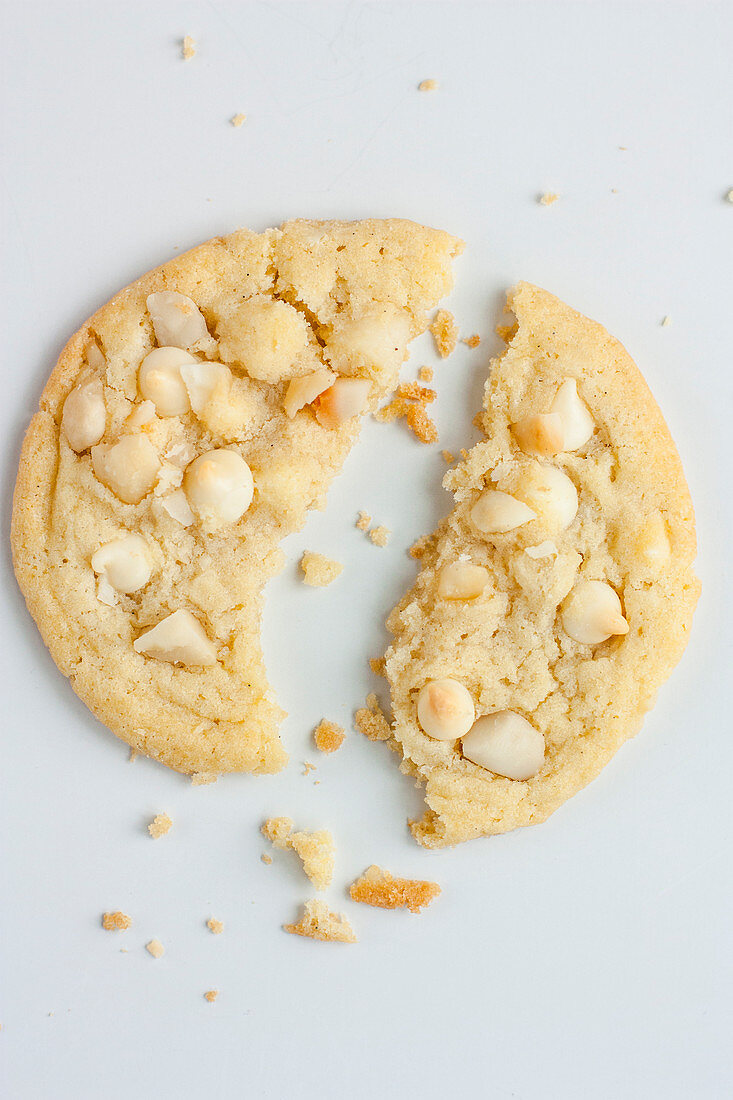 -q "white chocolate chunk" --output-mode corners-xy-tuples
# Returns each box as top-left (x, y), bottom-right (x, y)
(138, 347), (198, 417)
(133, 609), (217, 666)
(314, 378), (371, 428)
(470, 490), (536, 535)
(61, 378), (106, 452)
(524, 540), (558, 560)
(550, 379), (594, 450)
(160, 489), (195, 526)
(417, 679), (475, 741)
(91, 534), (153, 593)
(326, 305), (412, 378)
(461, 711), (545, 780)
(283, 368), (336, 418)
(561, 580), (629, 644)
(179, 362), (232, 414)
(91, 435), (160, 505)
(512, 412), (564, 456)
(516, 463), (578, 533)
(437, 561), (490, 600)
(146, 291), (213, 351)
(183, 449), (254, 529)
